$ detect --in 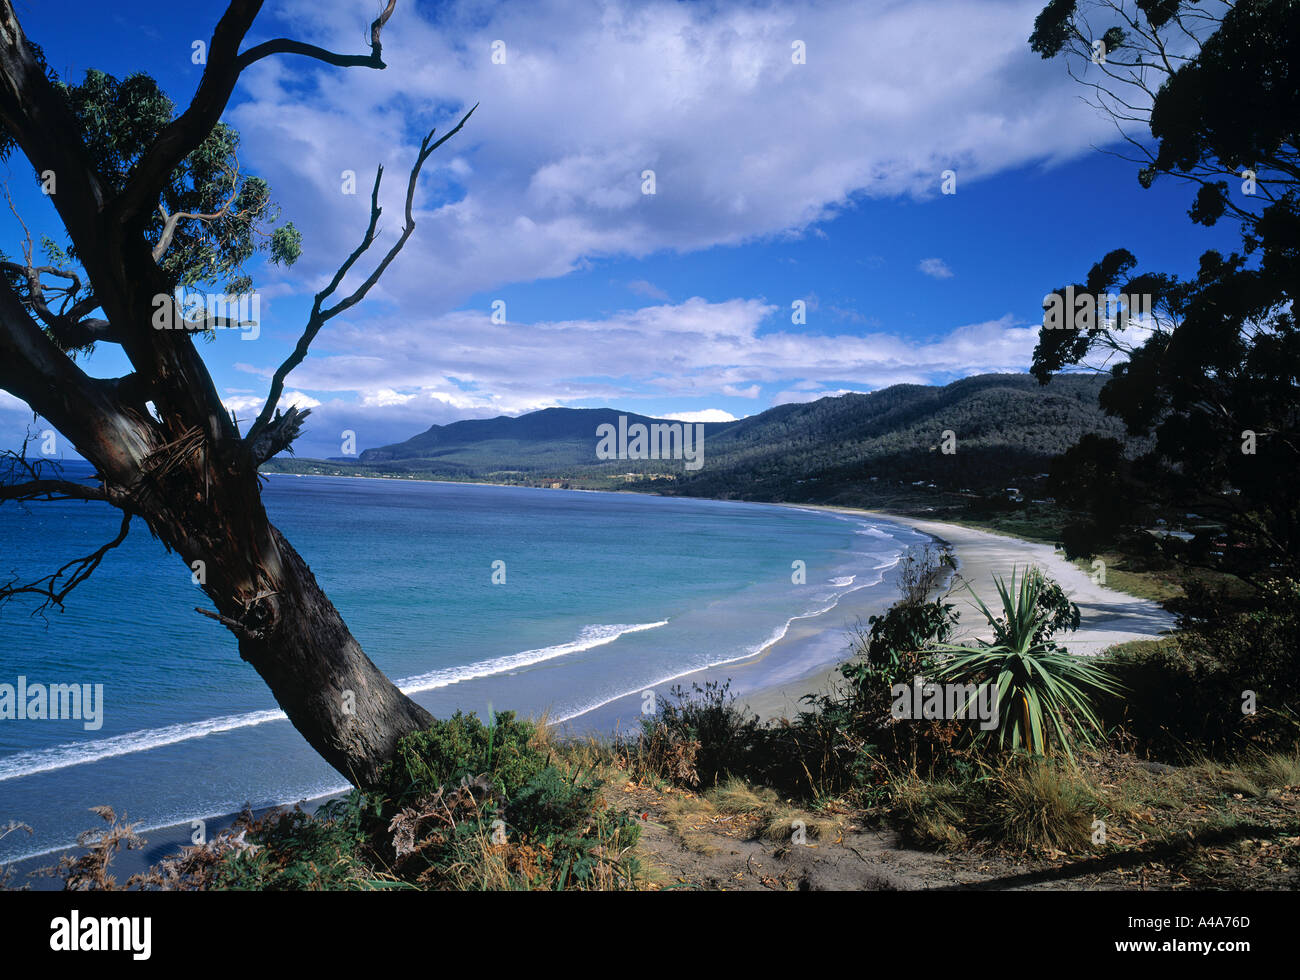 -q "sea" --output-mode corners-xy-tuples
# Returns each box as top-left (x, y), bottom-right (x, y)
(0, 462), (930, 865)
